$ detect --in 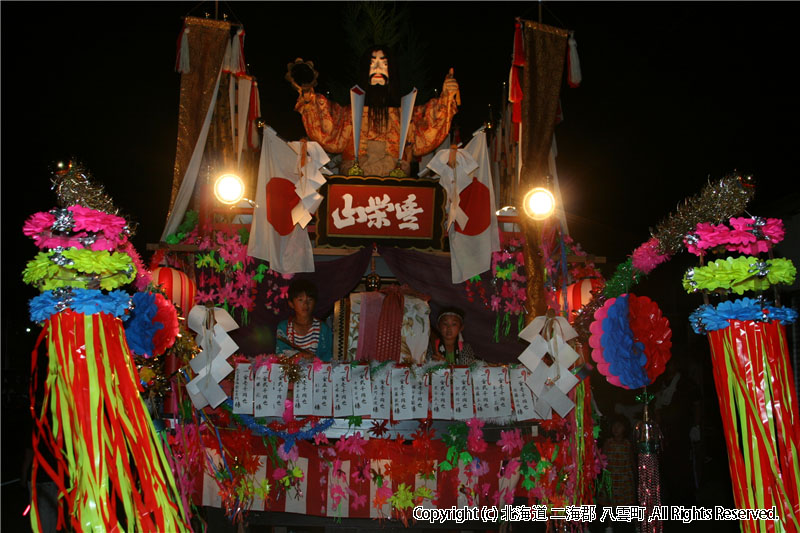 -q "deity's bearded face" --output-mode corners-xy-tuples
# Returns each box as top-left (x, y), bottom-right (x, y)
(369, 50), (388, 86)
